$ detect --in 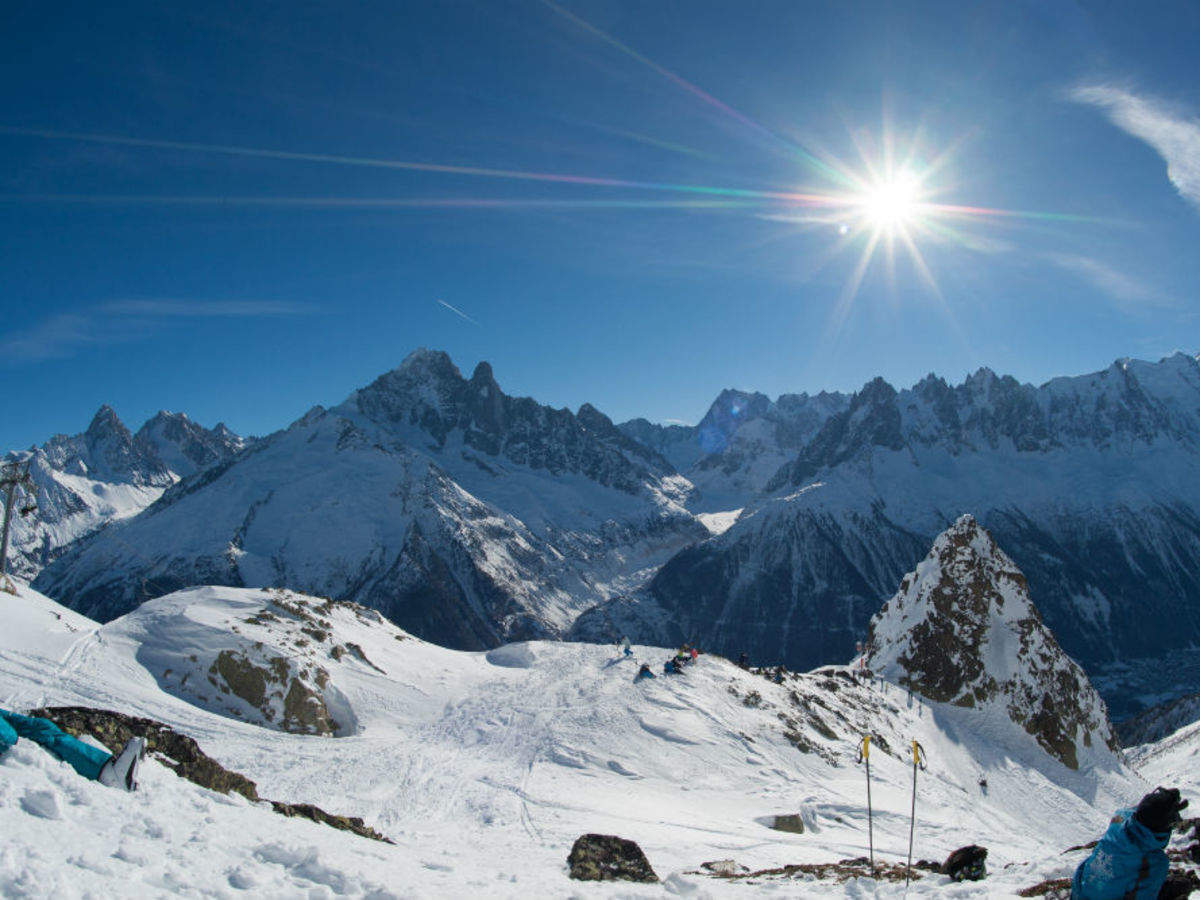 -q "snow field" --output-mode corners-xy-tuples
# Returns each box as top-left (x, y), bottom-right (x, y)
(0, 583), (1161, 897)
